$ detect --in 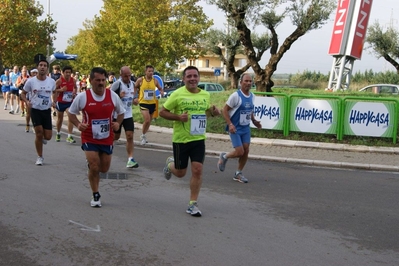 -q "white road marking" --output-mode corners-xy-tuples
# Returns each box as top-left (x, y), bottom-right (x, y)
(68, 220), (101, 232)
